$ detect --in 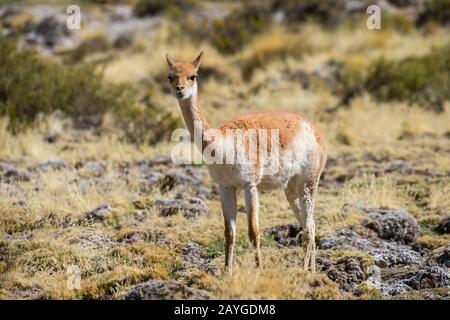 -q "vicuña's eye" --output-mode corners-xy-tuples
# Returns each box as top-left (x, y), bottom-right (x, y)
(188, 75), (197, 81)
(168, 76), (173, 82)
